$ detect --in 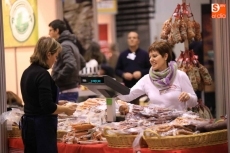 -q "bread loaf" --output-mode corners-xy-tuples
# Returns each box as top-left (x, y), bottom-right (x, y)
(119, 104), (129, 115)
(71, 123), (95, 131)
